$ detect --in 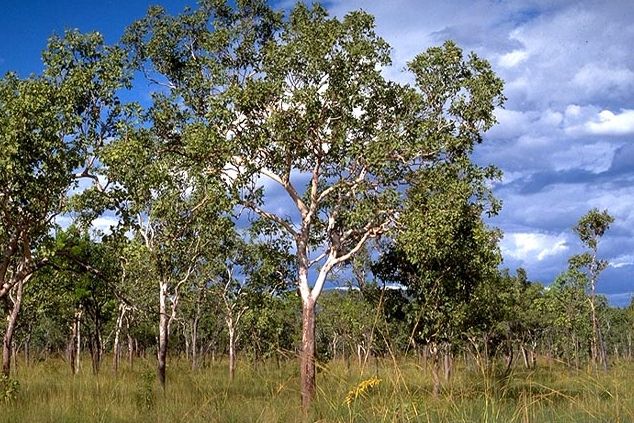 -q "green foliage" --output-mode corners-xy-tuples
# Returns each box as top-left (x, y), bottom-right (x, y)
(573, 209), (614, 251)
(317, 290), (374, 359)
(543, 270), (593, 362)
(0, 375), (19, 404)
(4, 3), (634, 420)
(241, 292), (300, 360)
(374, 161), (502, 352)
